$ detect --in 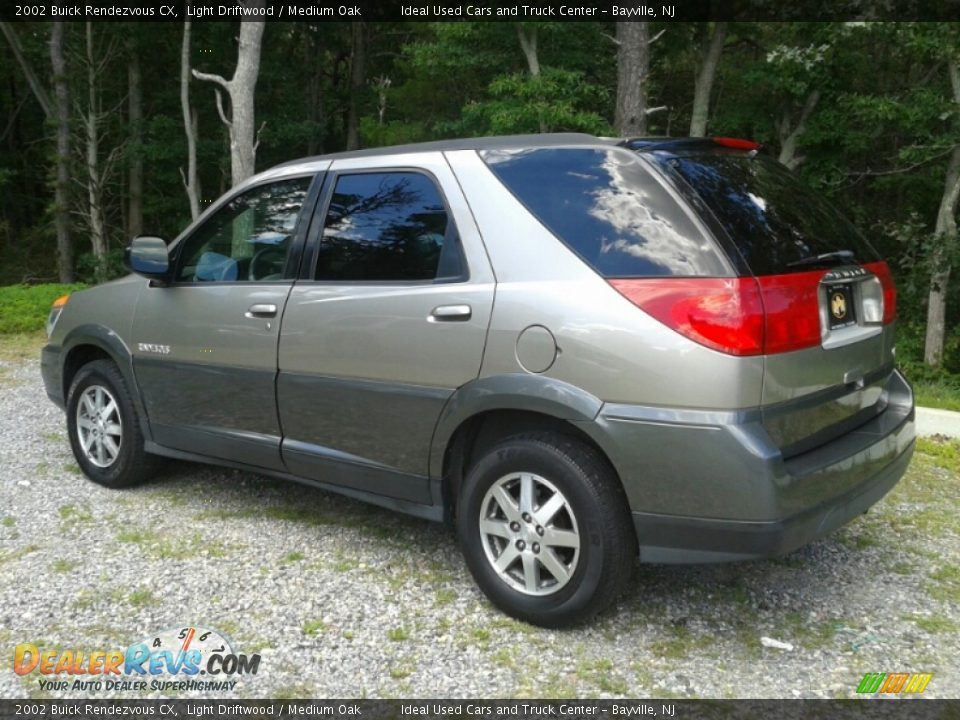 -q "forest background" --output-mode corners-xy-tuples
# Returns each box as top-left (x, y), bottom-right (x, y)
(1, 20), (959, 404)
